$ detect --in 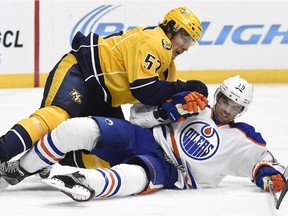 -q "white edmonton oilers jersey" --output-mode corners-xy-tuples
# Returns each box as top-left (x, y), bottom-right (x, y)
(130, 104), (270, 189)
